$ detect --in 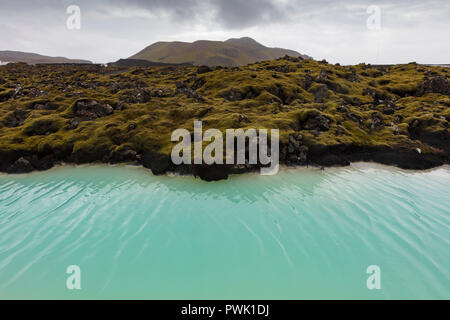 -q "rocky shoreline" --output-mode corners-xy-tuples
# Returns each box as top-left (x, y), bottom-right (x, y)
(1, 140), (447, 182)
(0, 58), (449, 181)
